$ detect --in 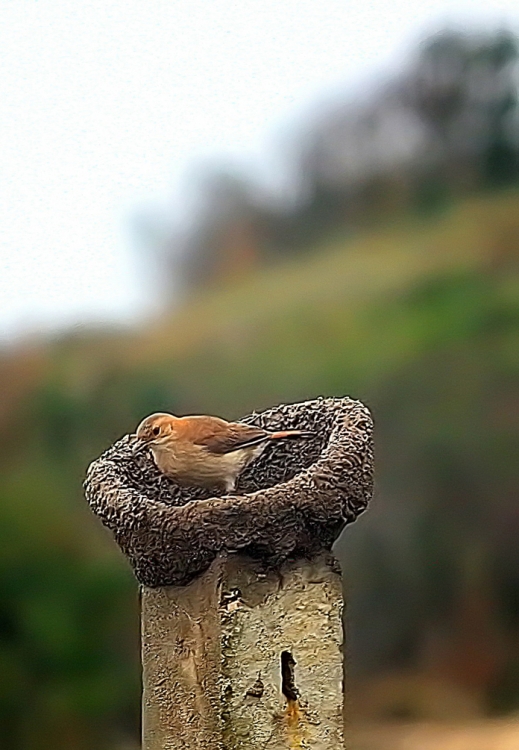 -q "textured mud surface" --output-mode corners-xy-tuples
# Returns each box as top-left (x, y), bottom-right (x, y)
(84, 396), (373, 587)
